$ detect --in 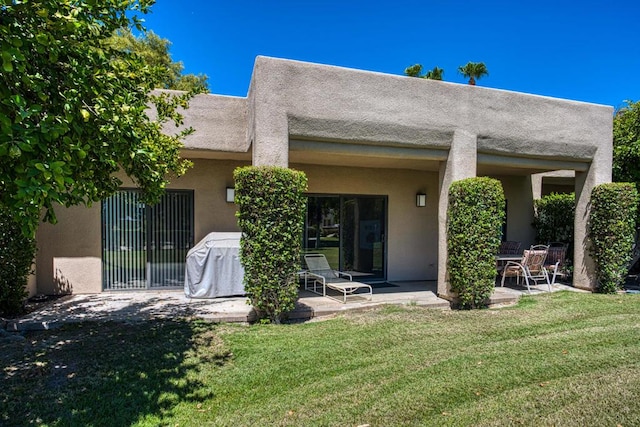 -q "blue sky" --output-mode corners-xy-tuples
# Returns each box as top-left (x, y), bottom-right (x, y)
(141, 0), (639, 109)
